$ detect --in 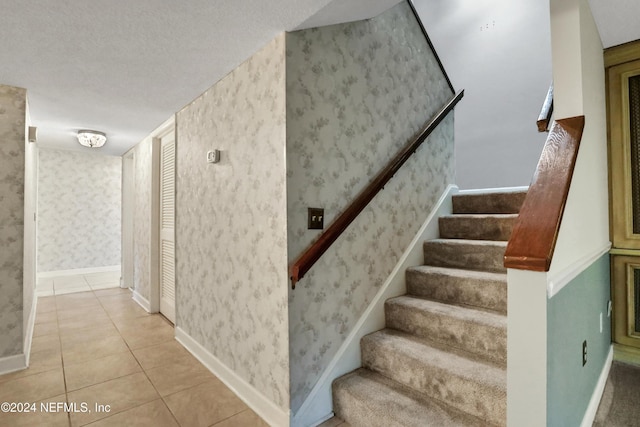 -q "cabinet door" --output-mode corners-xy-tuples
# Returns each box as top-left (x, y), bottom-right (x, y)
(612, 255), (640, 349)
(610, 59), (640, 248)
